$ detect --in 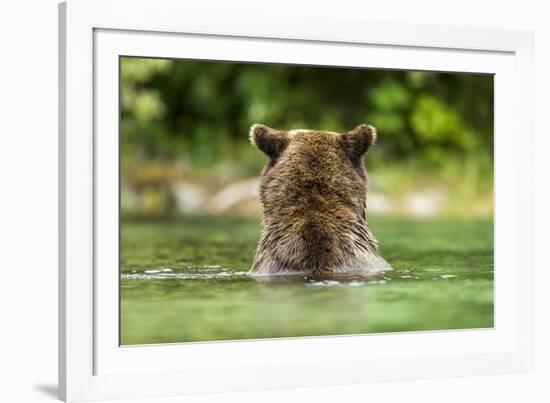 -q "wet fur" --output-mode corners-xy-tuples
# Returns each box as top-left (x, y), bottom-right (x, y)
(249, 124), (392, 276)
